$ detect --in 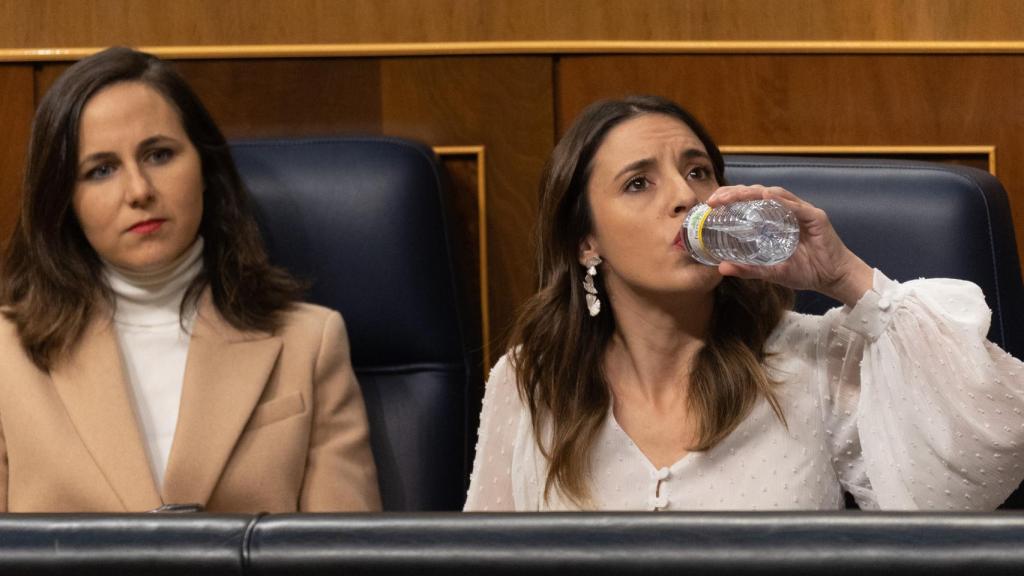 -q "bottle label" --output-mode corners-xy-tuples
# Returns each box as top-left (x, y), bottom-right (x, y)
(683, 204), (719, 265)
